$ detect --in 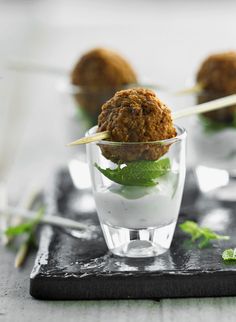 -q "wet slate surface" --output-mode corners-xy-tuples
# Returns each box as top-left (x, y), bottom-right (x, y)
(30, 169), (236, 300)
